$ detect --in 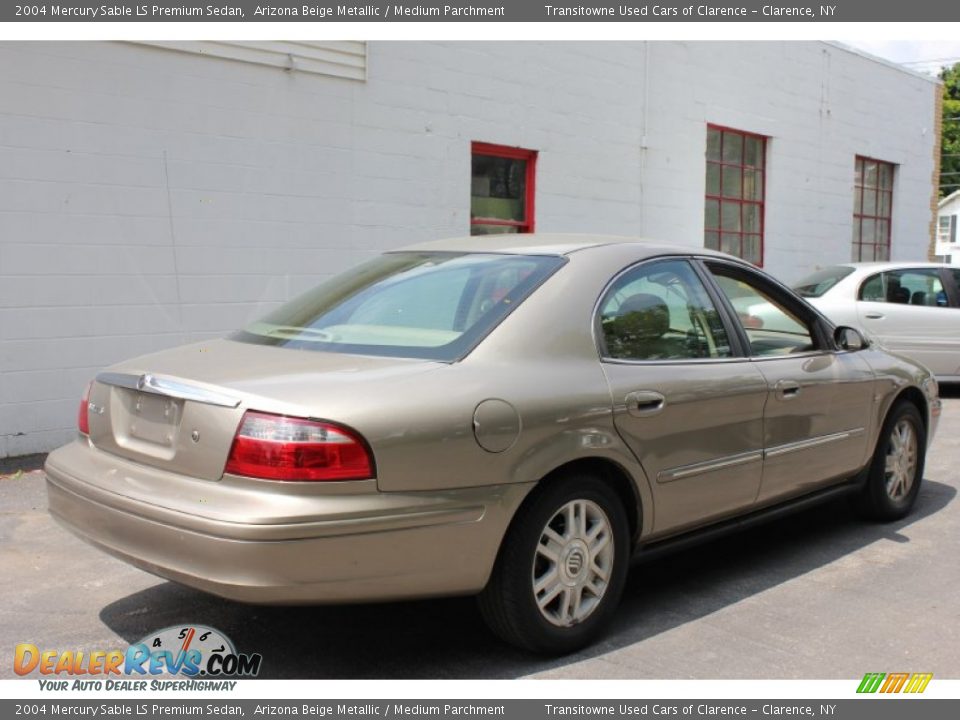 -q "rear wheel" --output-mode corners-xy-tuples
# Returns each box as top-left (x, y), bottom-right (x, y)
(857, 401), (925, 521)
(478, 473), (630, 654)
